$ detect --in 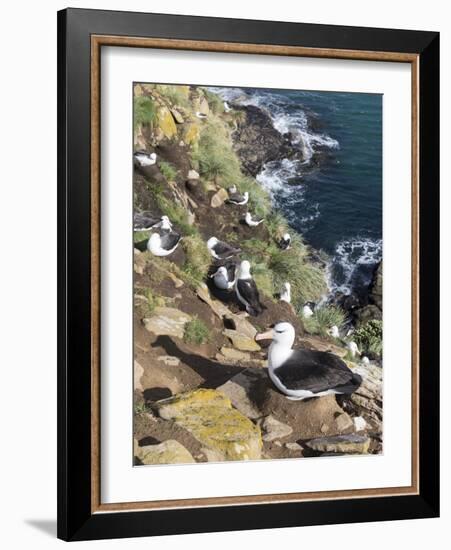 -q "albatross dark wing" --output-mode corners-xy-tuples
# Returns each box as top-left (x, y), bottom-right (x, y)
(226, 193), (245, 204)
(159, 232), (181, 250)
(214, 241), (241, 258)
(134, 211), (158, 231)
(236, 278), (263, 316)
(273, 350), (361, 394)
